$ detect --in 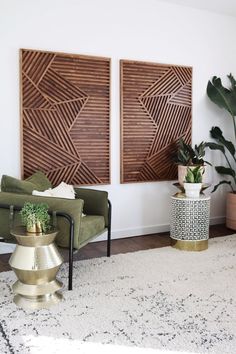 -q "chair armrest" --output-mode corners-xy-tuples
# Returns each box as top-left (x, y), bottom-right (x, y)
(0, 192), (84, 249)
(74, 188), (109, 227)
